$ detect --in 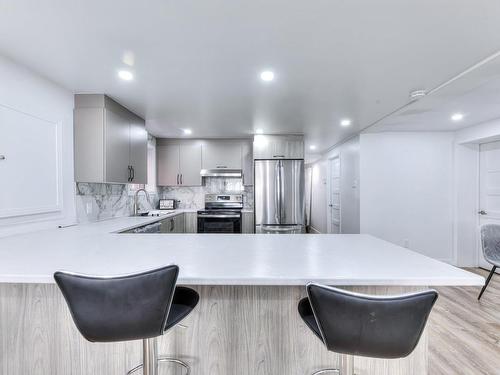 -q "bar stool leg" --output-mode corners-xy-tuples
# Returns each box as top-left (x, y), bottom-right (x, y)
(143, 338), (159, 375)
(340, 354), (354, 375)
